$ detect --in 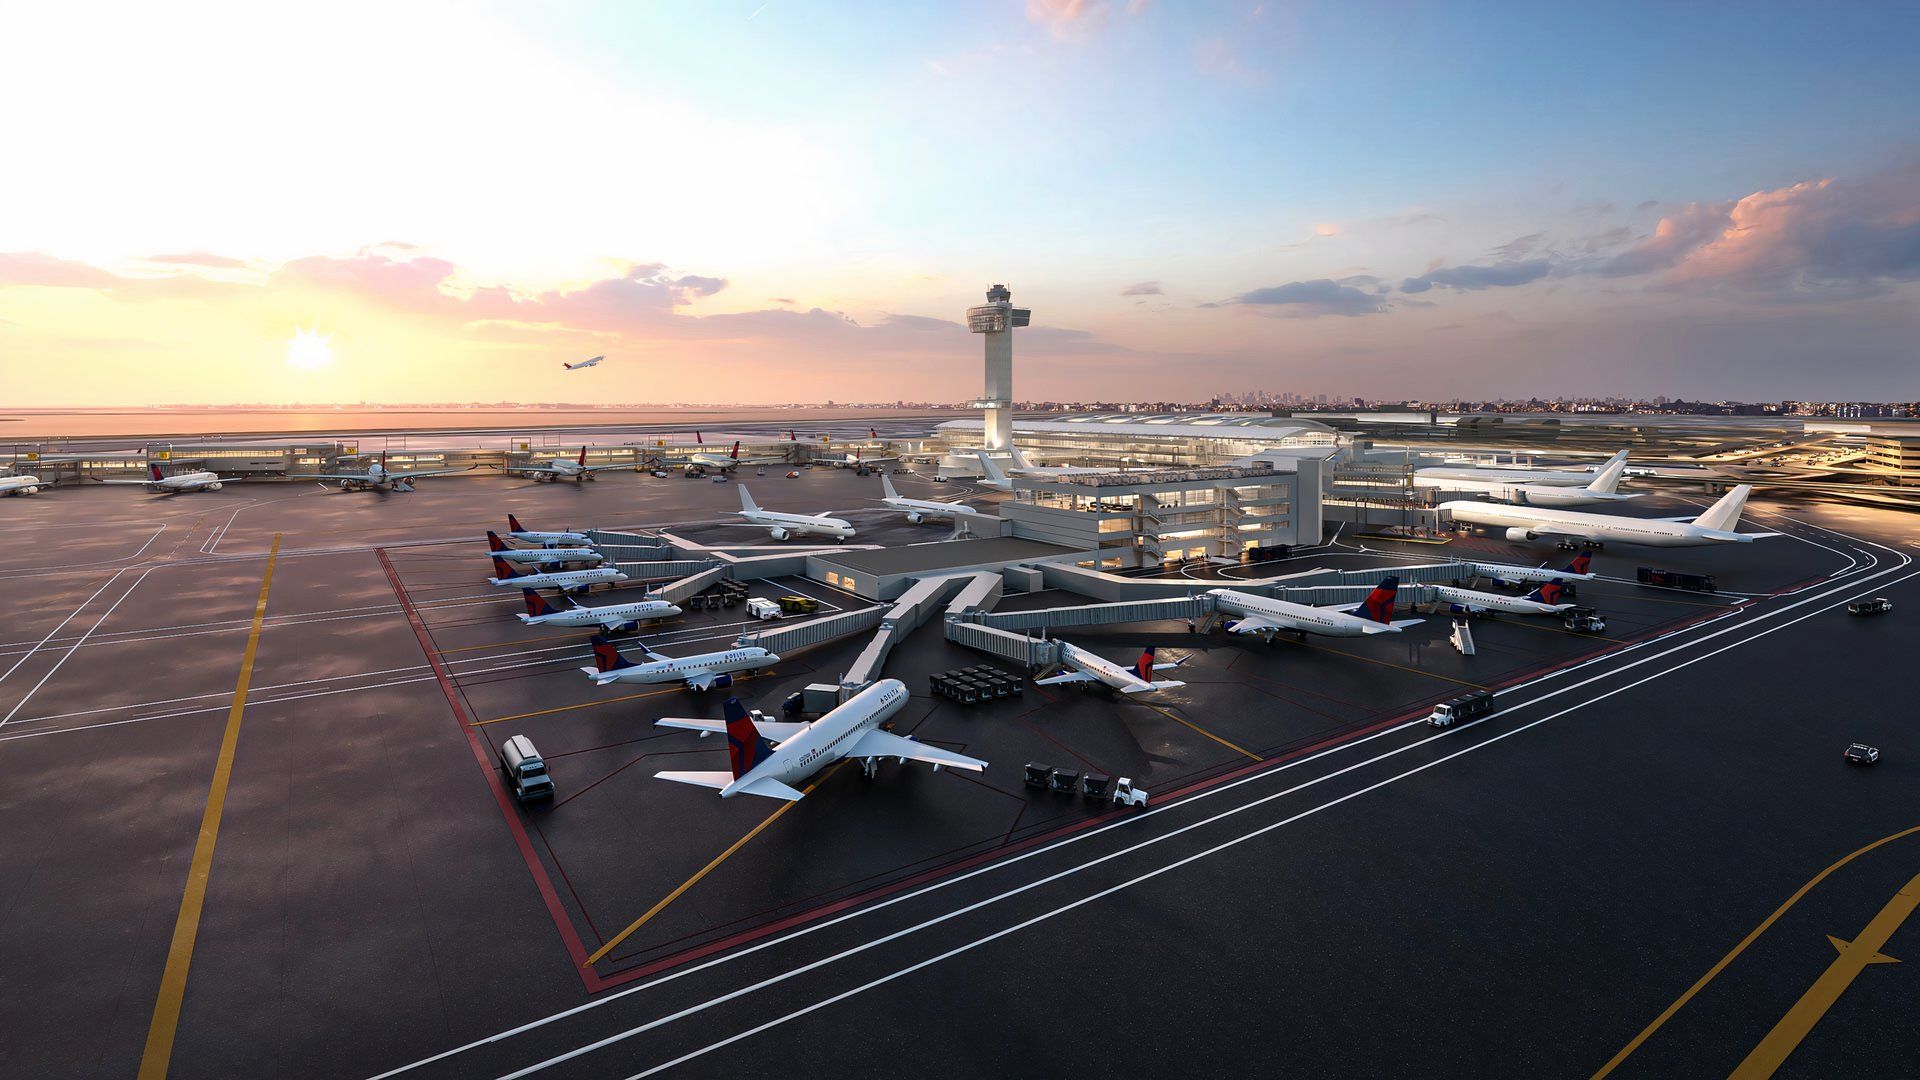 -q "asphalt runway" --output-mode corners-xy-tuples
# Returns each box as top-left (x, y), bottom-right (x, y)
(1, 470), (1914, 1079)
